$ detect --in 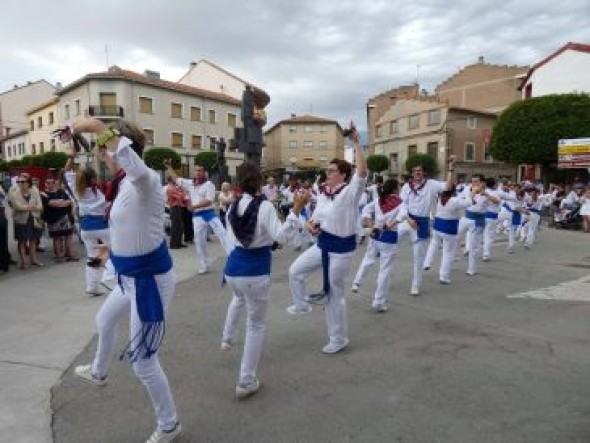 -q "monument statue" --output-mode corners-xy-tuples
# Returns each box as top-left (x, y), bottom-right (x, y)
(234, 85), (270, 167)
(211, 137), (230, 188)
